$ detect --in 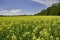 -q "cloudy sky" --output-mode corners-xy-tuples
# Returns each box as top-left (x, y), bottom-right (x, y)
(0, 0), (60, 15)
